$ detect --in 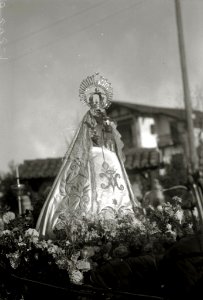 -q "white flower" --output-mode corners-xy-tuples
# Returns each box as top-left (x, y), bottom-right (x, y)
(36, 240), (48, 249)
(110, 230), (117, 238)
(157, 205), (163, 211)
(47, 244), (60, 257)
(131, 218), (143, 228)
(18, 242), (26, 247)
(65, 240), (71, 246)
(166, 224), (172, 231)
(166, 223), (177, 238)
(7, 251), (20, 269)
(56, 258), (68, 269)
(175, 210), (183, 223)
(1, 229), (11, 235)
(76, 259), (91, 271)
(2, 212), (15, 224)
(69, 270), (84, 285)
(25, 228), (39, 237)
(24, 228), (39, 243)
